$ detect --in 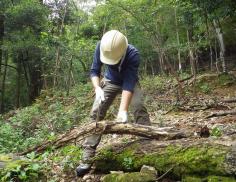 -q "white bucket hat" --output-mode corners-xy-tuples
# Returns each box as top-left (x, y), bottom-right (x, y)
(100, 30), (128, 65)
